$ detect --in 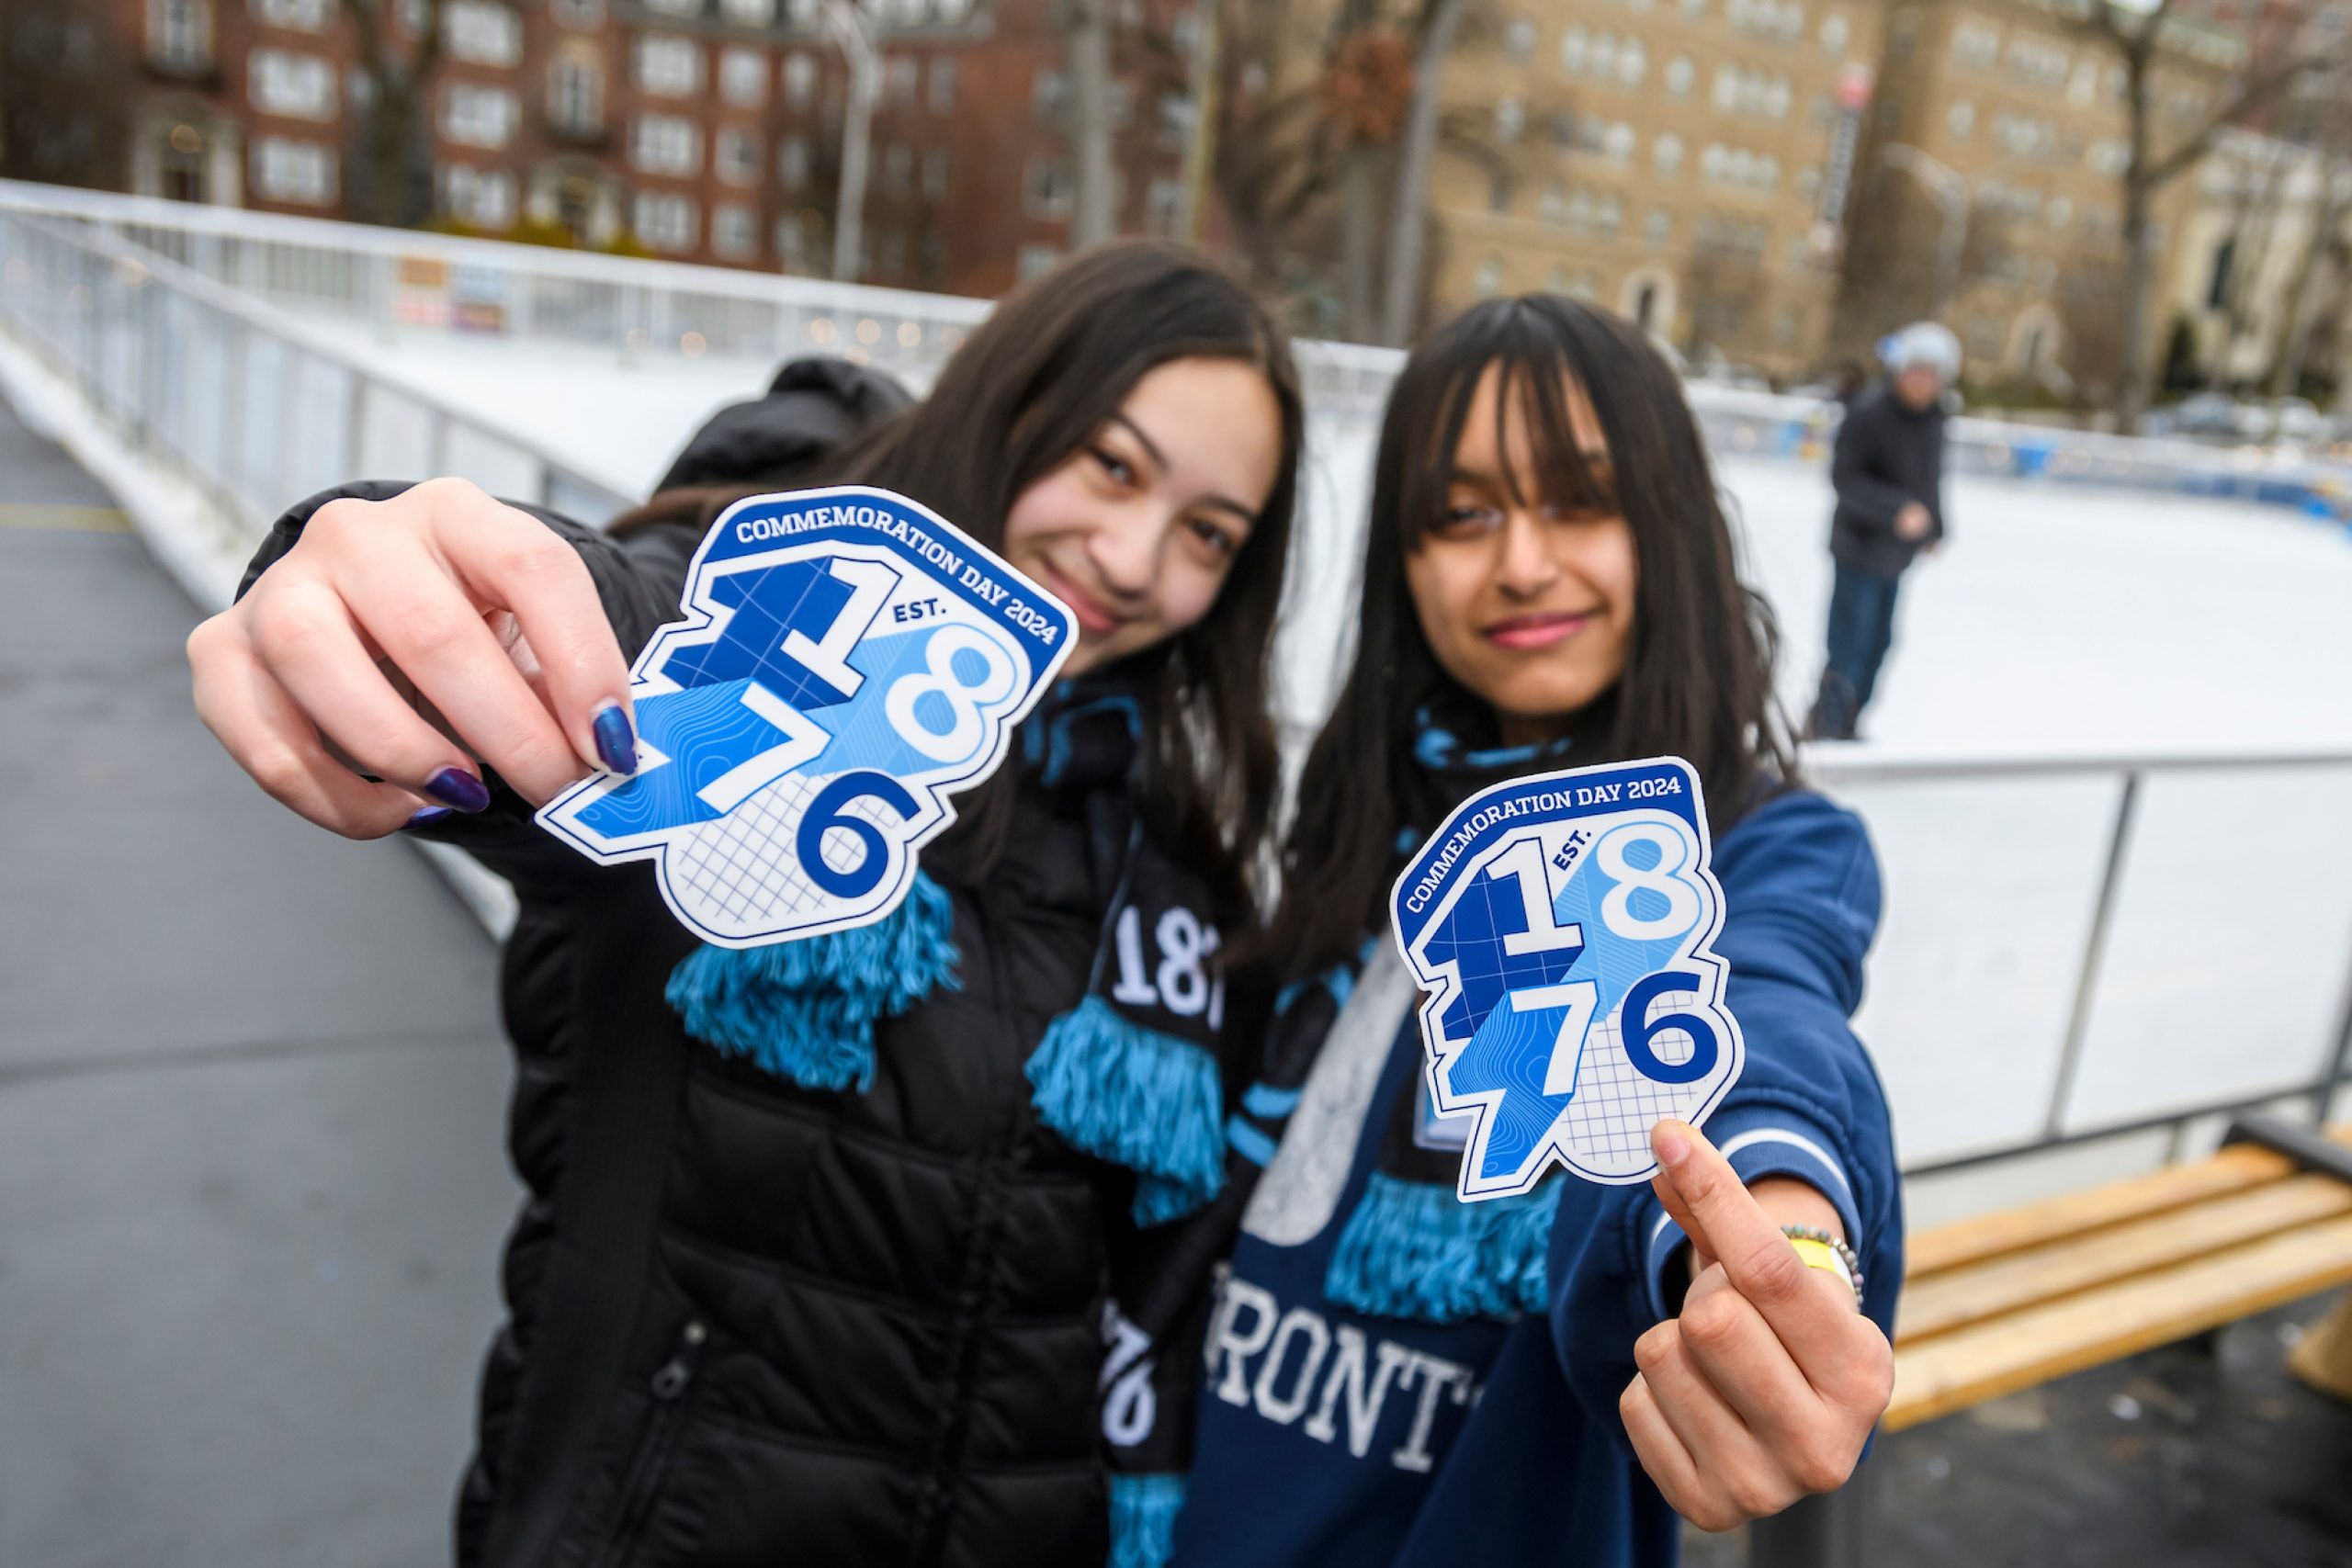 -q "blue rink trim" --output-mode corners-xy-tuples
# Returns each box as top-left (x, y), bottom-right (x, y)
(1108, 1472), (1186, 1568)
(1025, 996), (1226, 1227)
(1325, 1171), (1554, 1324)
(667, 873), (960, 1093)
